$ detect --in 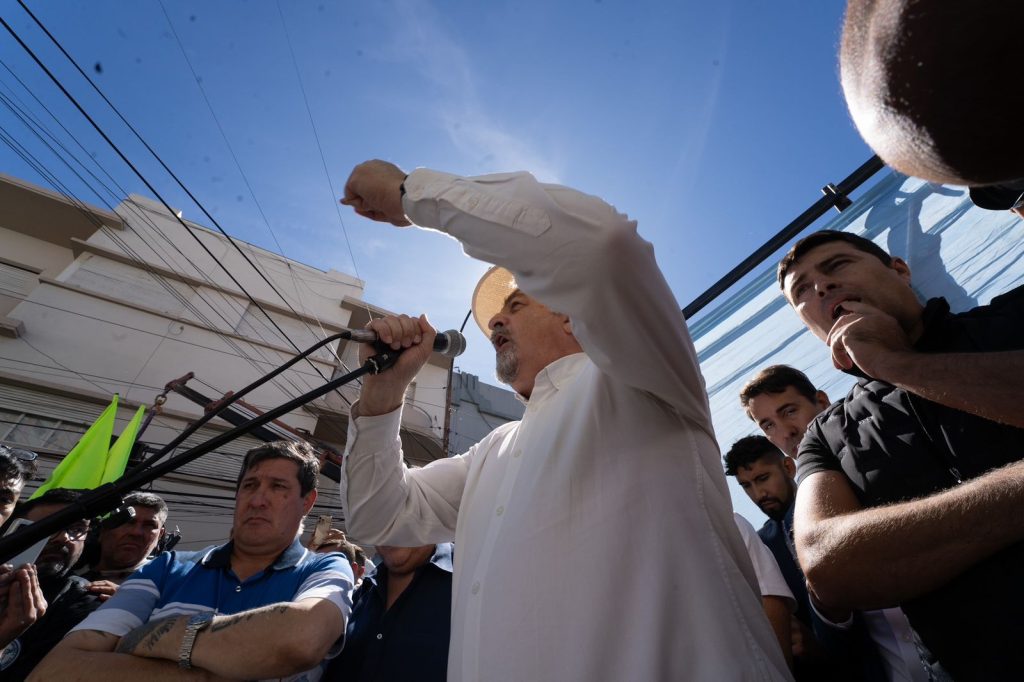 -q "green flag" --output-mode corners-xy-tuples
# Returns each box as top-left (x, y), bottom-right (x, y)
(102, 405), (145, 484)
(31, 395), (118, 499)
